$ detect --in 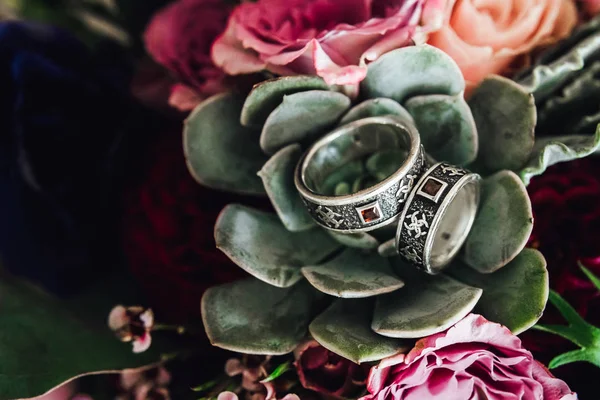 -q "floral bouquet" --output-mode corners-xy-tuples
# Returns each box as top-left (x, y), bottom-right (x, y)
(3, 0), (600, 399)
